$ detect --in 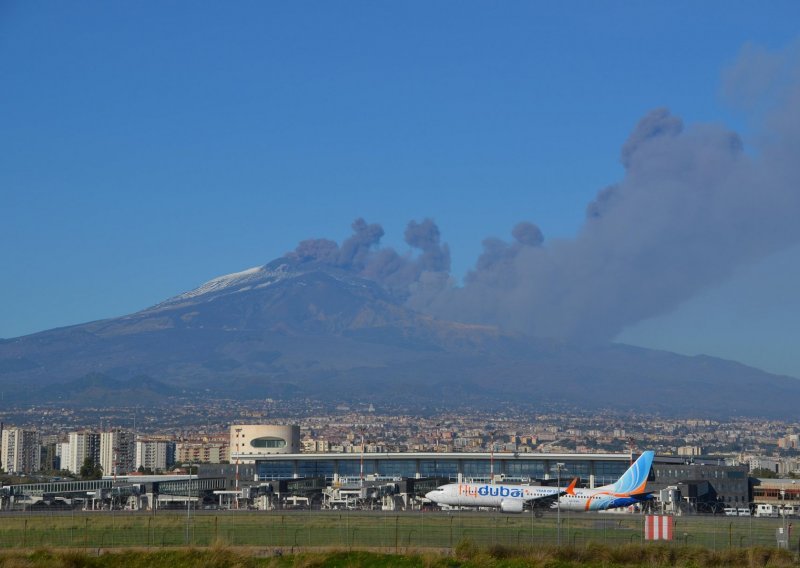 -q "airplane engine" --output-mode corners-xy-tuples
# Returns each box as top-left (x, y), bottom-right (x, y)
(500, 499), (524, 514)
